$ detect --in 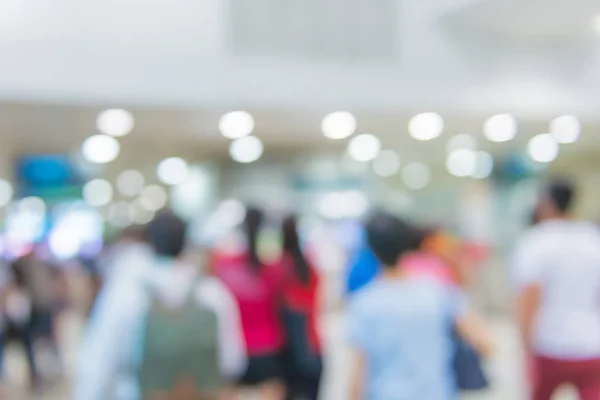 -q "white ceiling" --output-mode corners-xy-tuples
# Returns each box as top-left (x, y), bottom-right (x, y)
(2, 0), (600, 119)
